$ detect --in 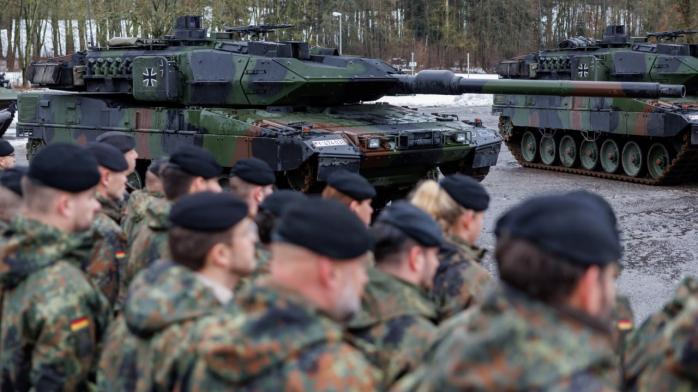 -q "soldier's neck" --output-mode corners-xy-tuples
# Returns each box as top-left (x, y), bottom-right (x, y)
(20, 209), (73, 233)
